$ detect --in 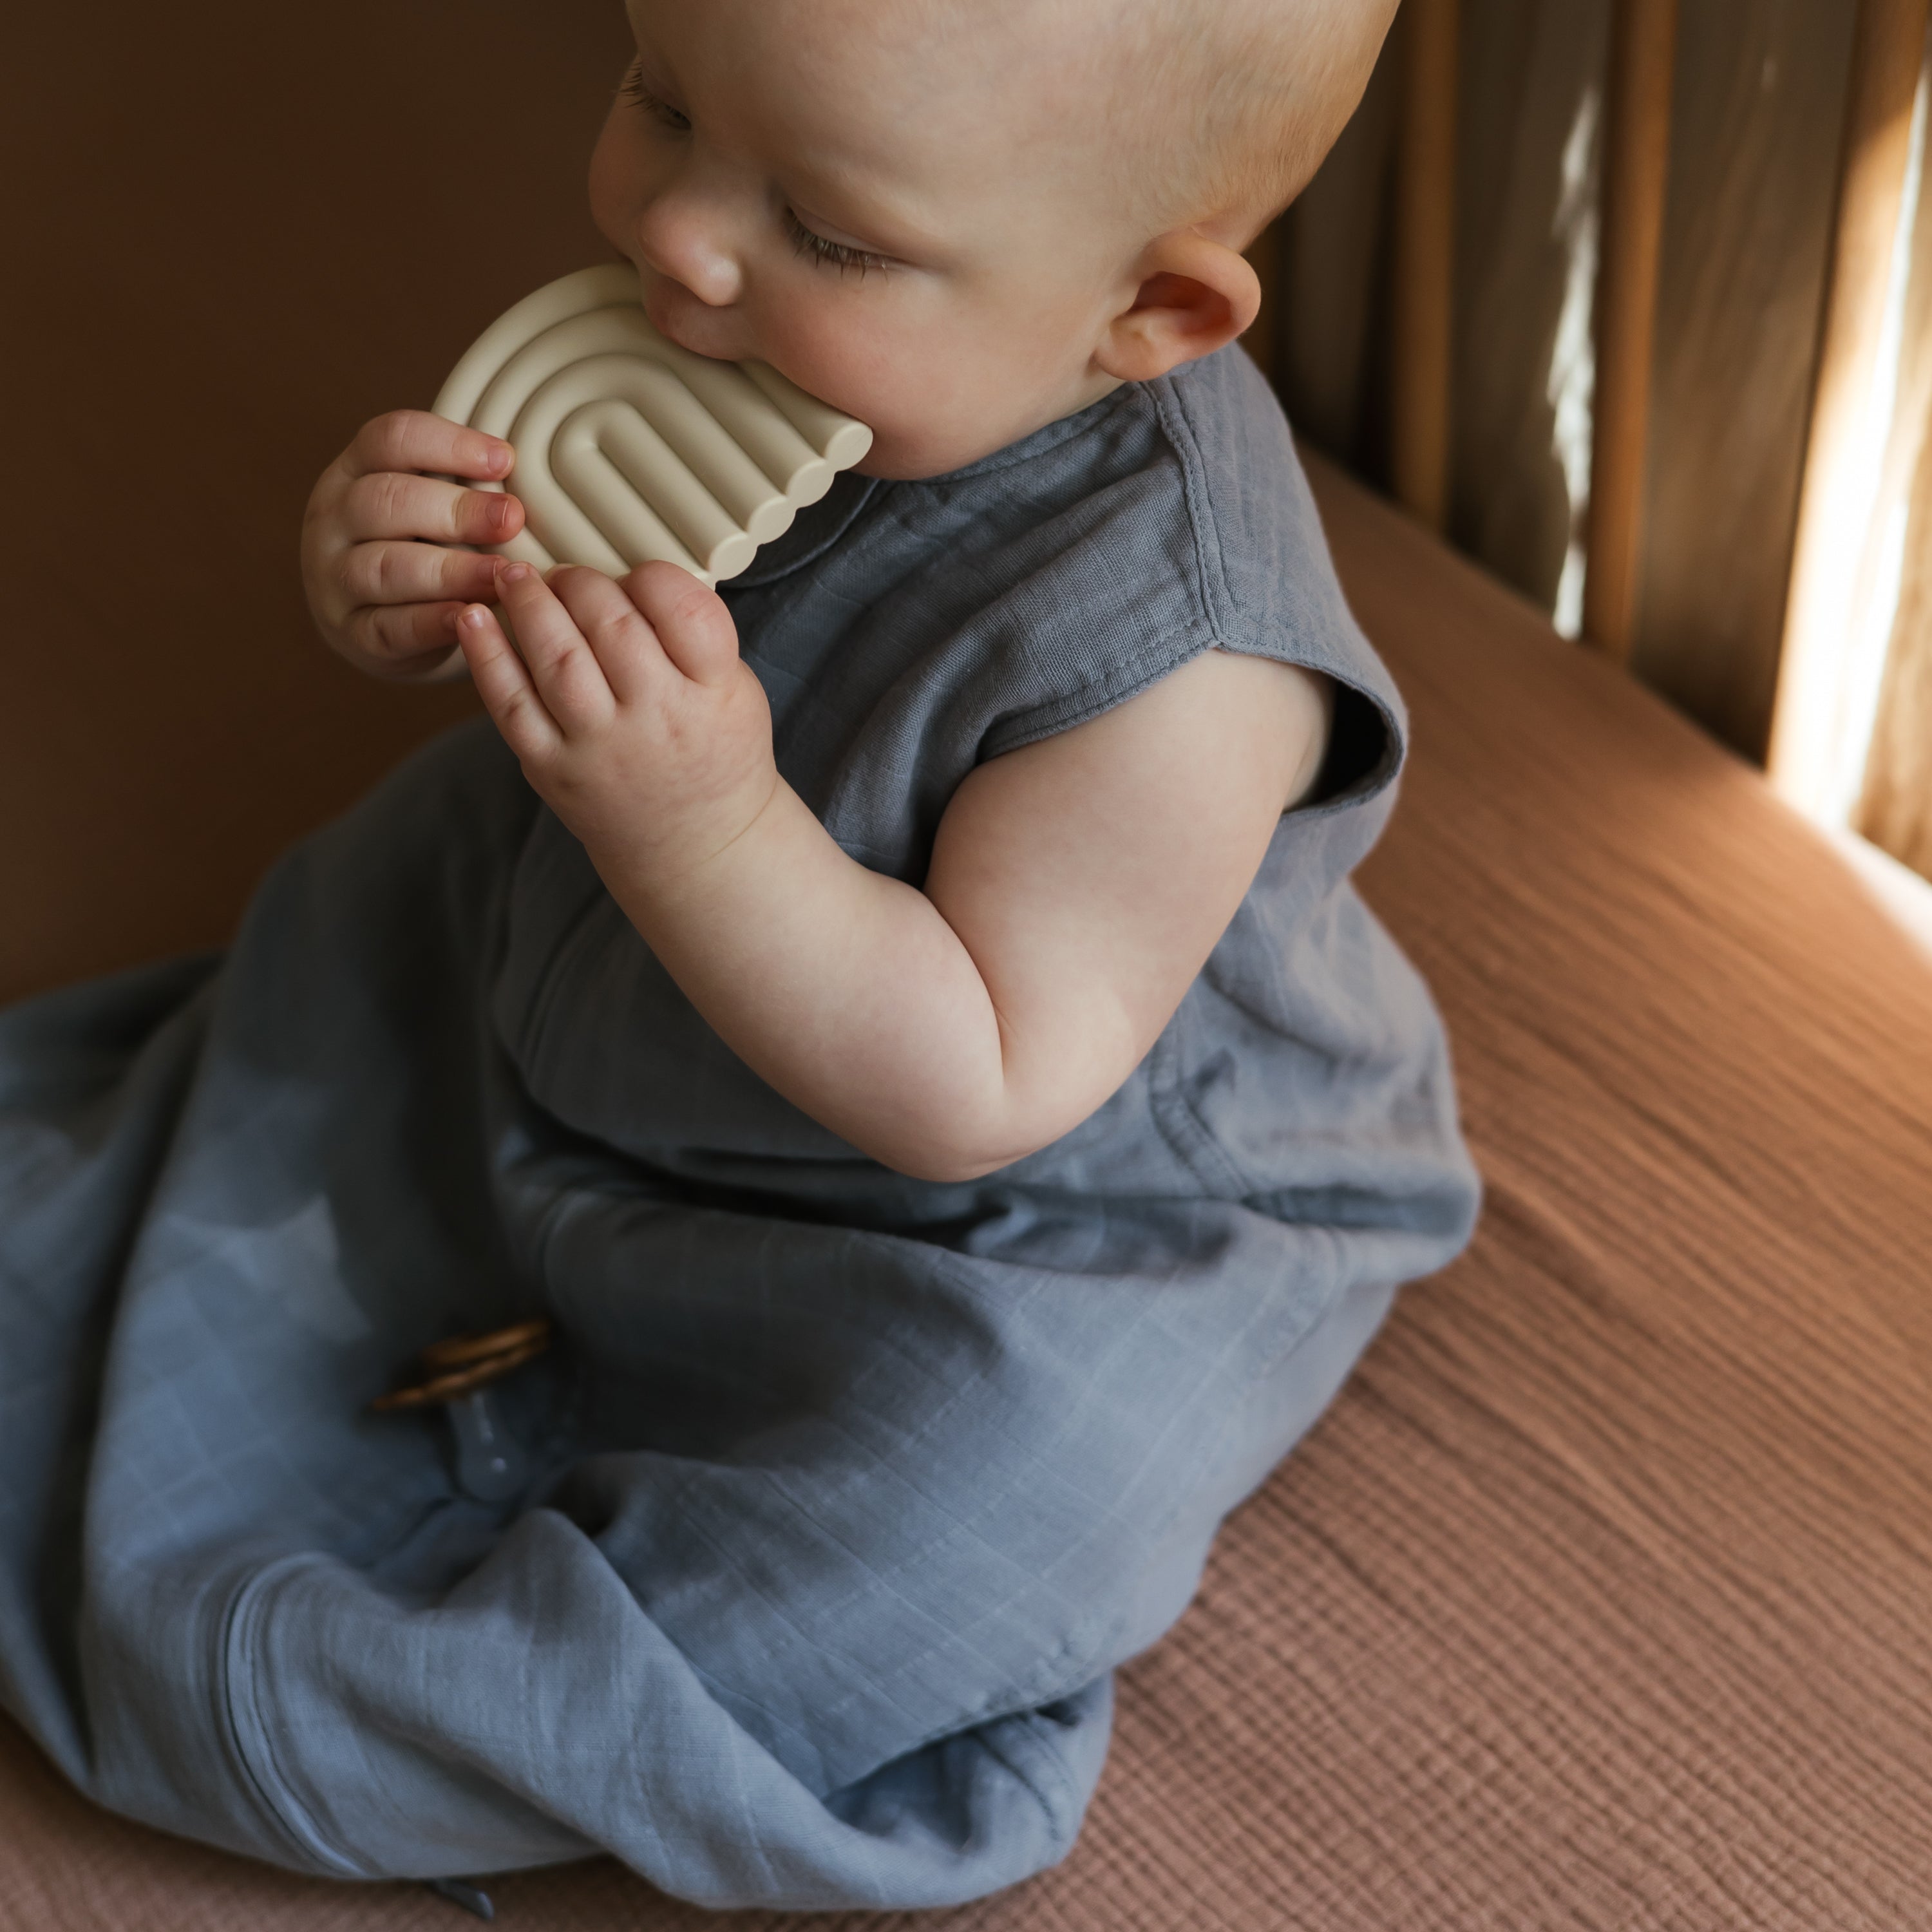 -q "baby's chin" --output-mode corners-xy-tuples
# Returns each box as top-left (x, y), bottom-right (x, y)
(853, 424), (1021, 482)
(847, 372), (1128, 480)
